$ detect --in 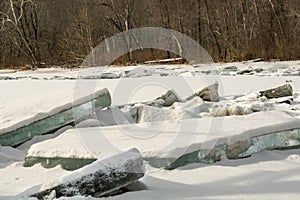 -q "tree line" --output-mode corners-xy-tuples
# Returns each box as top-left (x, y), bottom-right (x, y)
(0, 0), (299, 68)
